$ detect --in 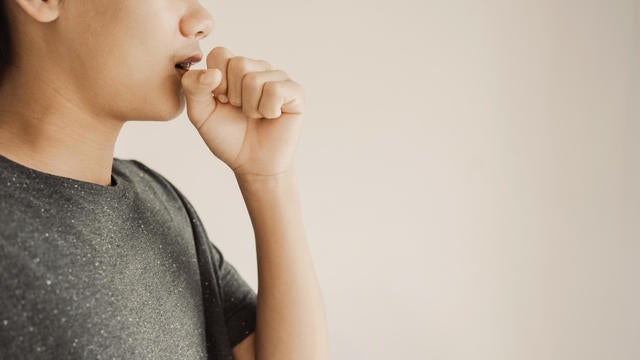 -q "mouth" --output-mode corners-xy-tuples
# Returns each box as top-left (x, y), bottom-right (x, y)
(175, 65), (189, 79)
(174, 54), (203, 80)
(175, 62), (194, 80)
